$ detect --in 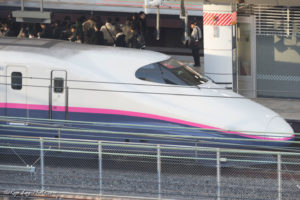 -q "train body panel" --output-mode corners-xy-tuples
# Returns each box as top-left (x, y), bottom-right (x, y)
(0, 38), (295, 149)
